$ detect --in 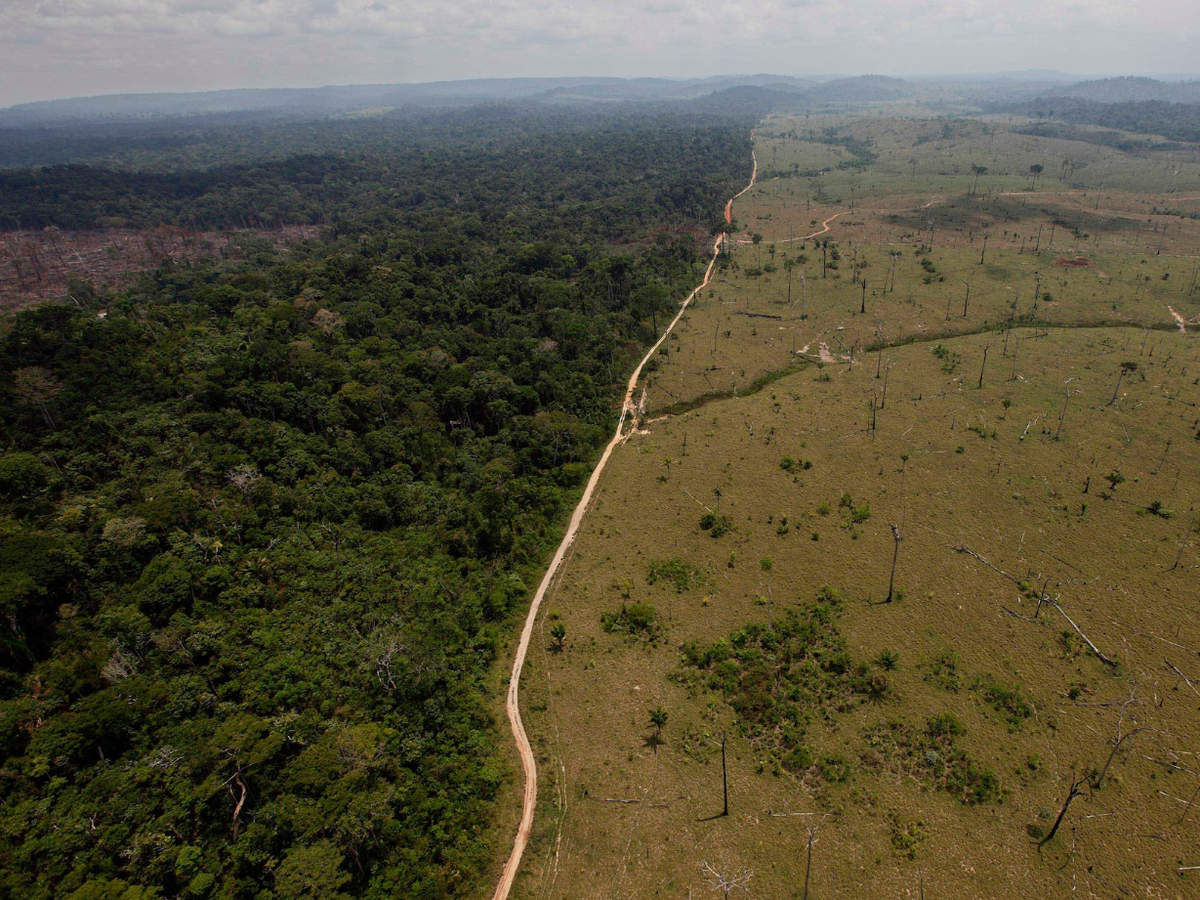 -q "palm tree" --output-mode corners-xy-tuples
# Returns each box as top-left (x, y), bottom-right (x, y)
(970, 164), (988, 195)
